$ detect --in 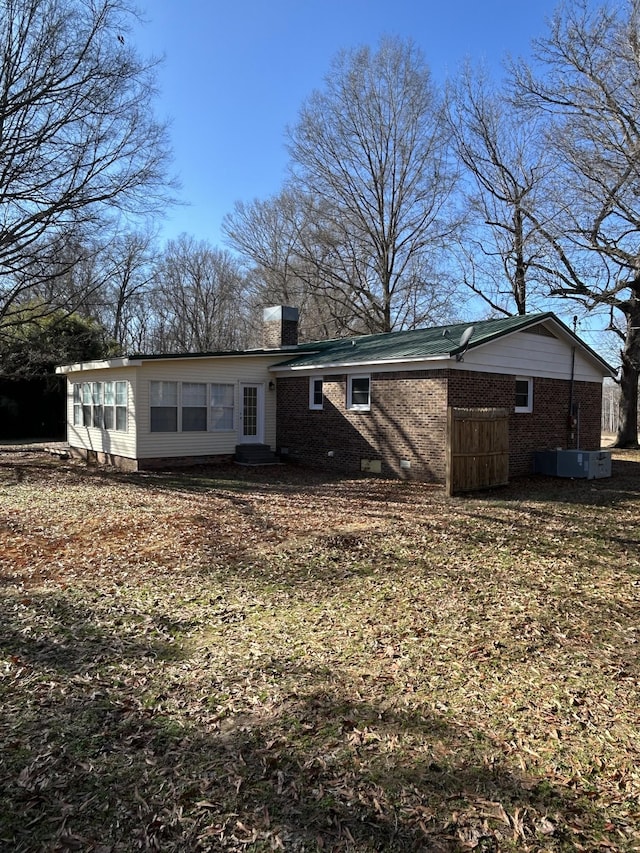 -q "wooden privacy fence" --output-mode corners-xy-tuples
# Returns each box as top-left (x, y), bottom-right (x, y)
(446, 407), (510, 496)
